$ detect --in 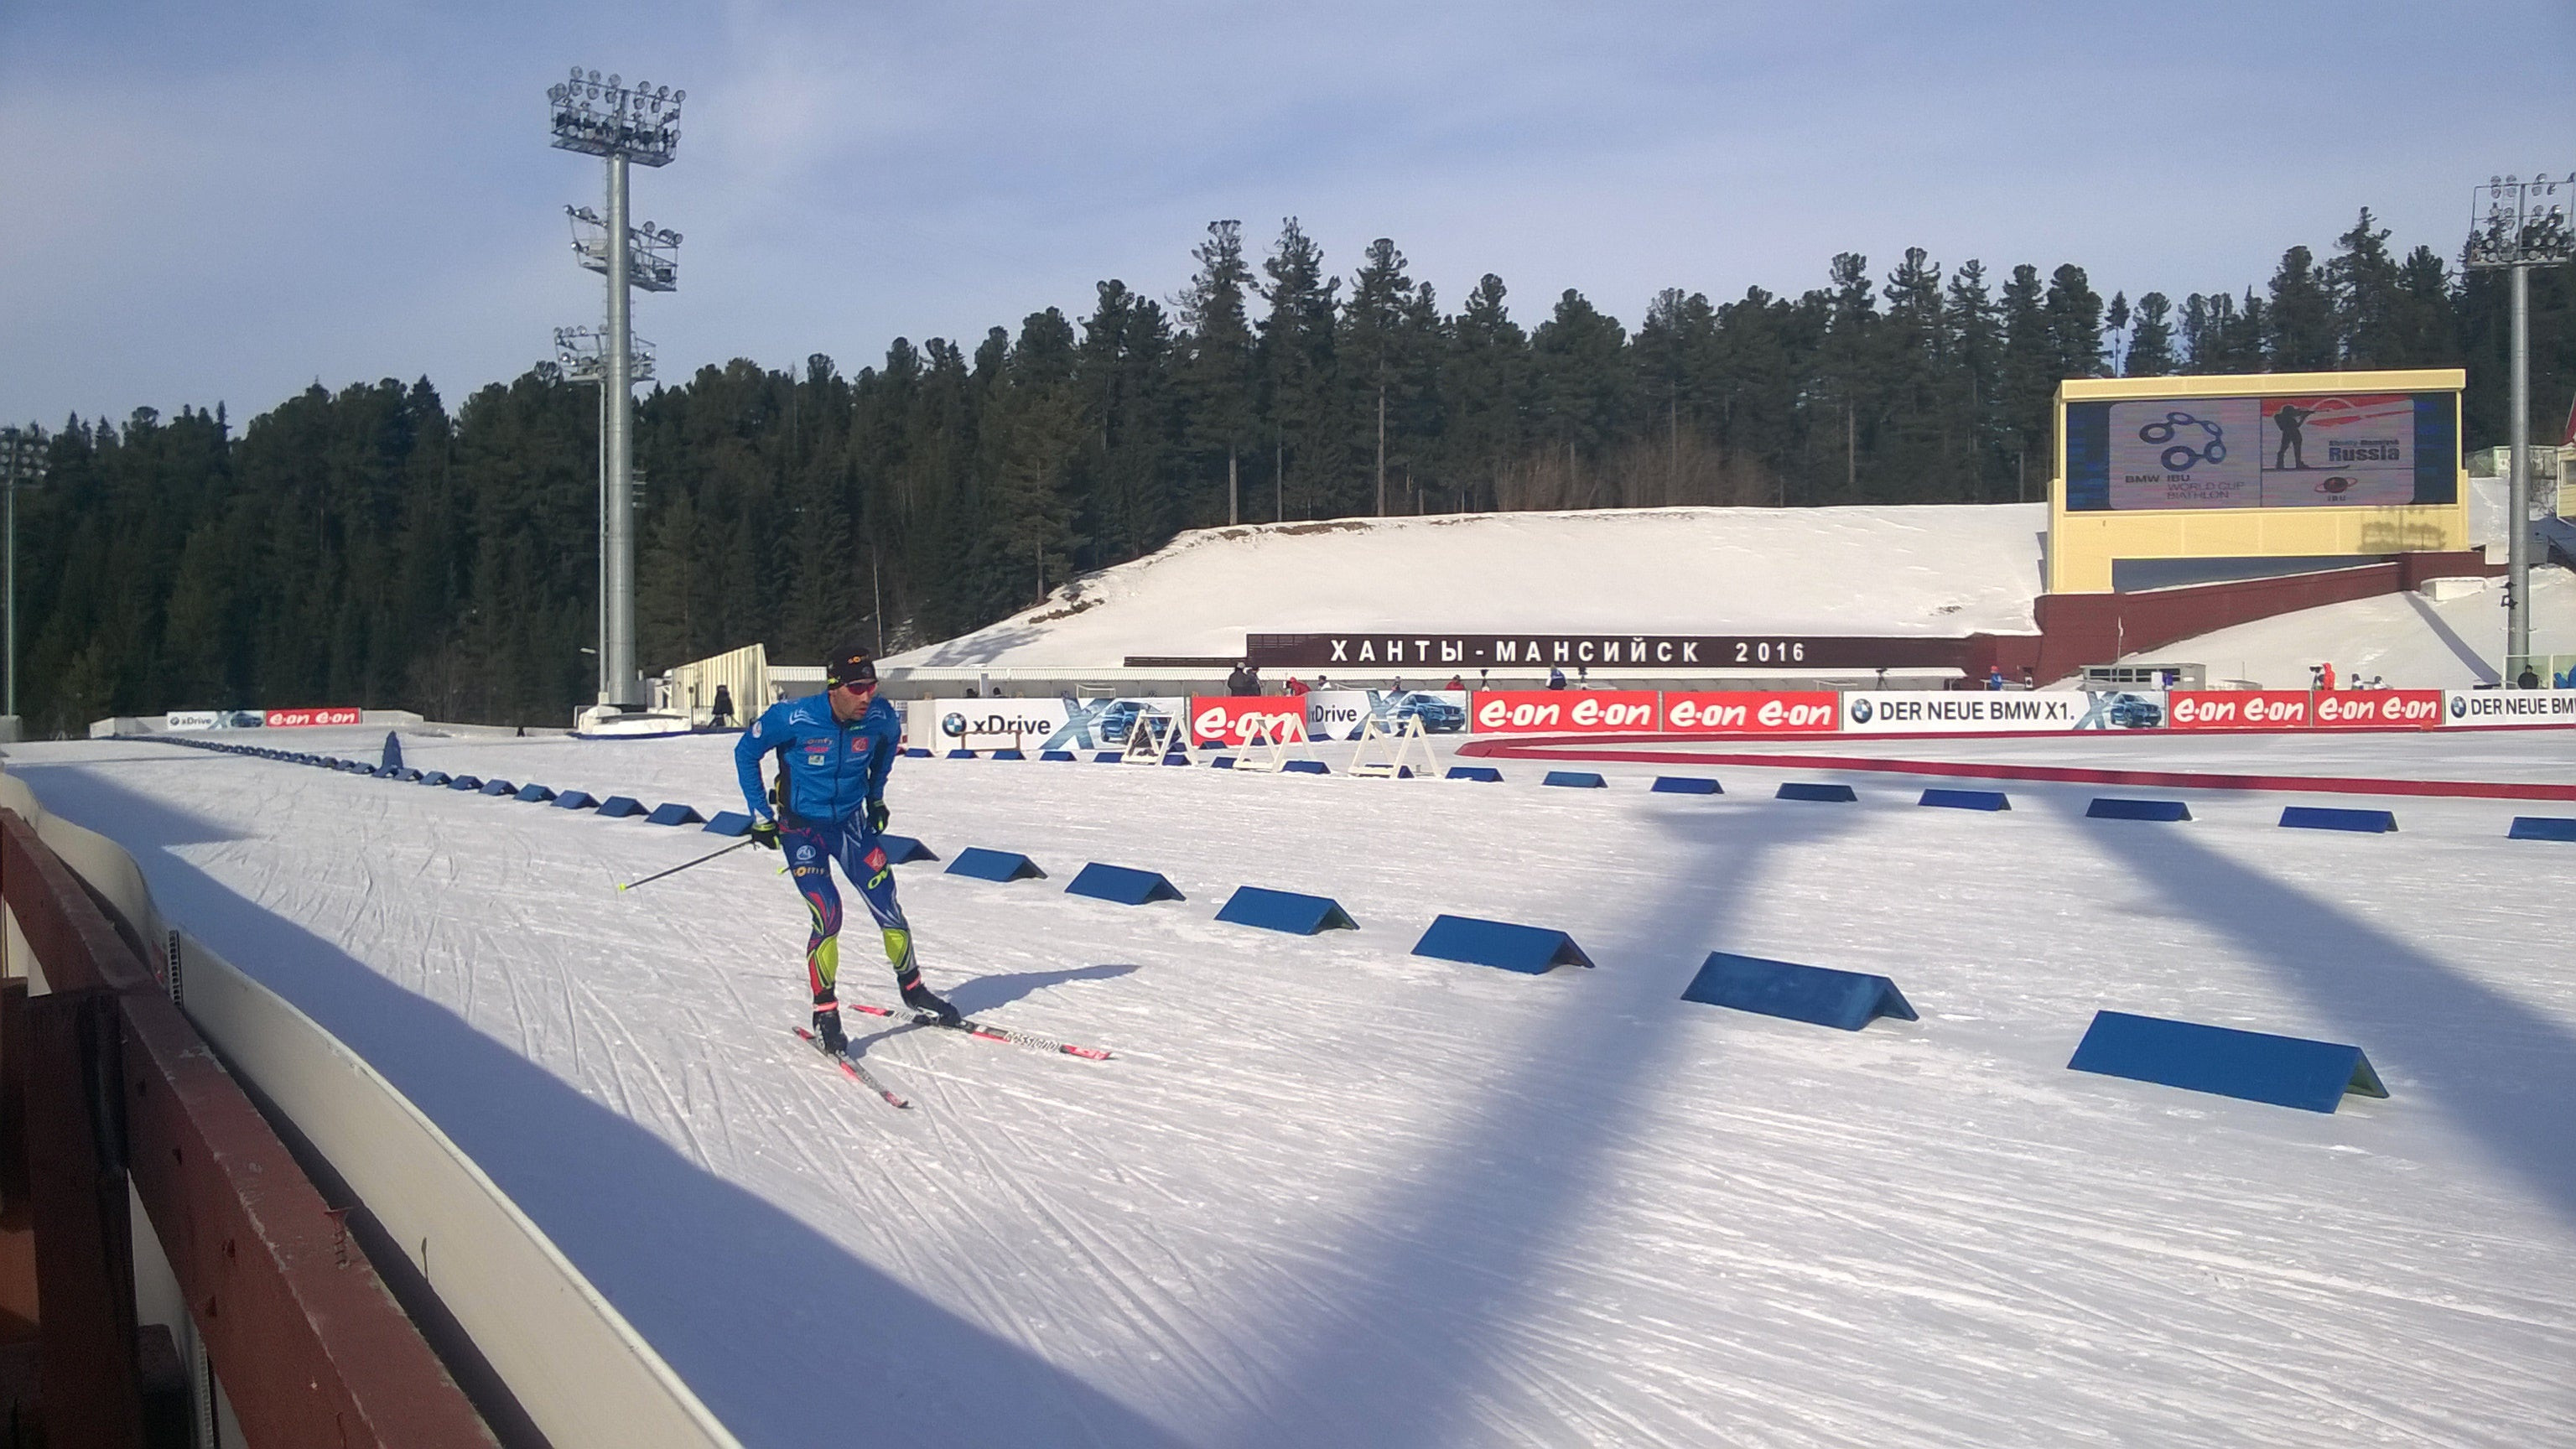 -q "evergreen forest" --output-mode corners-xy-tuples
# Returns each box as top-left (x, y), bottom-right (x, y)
(9, 209), (2570, 735)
